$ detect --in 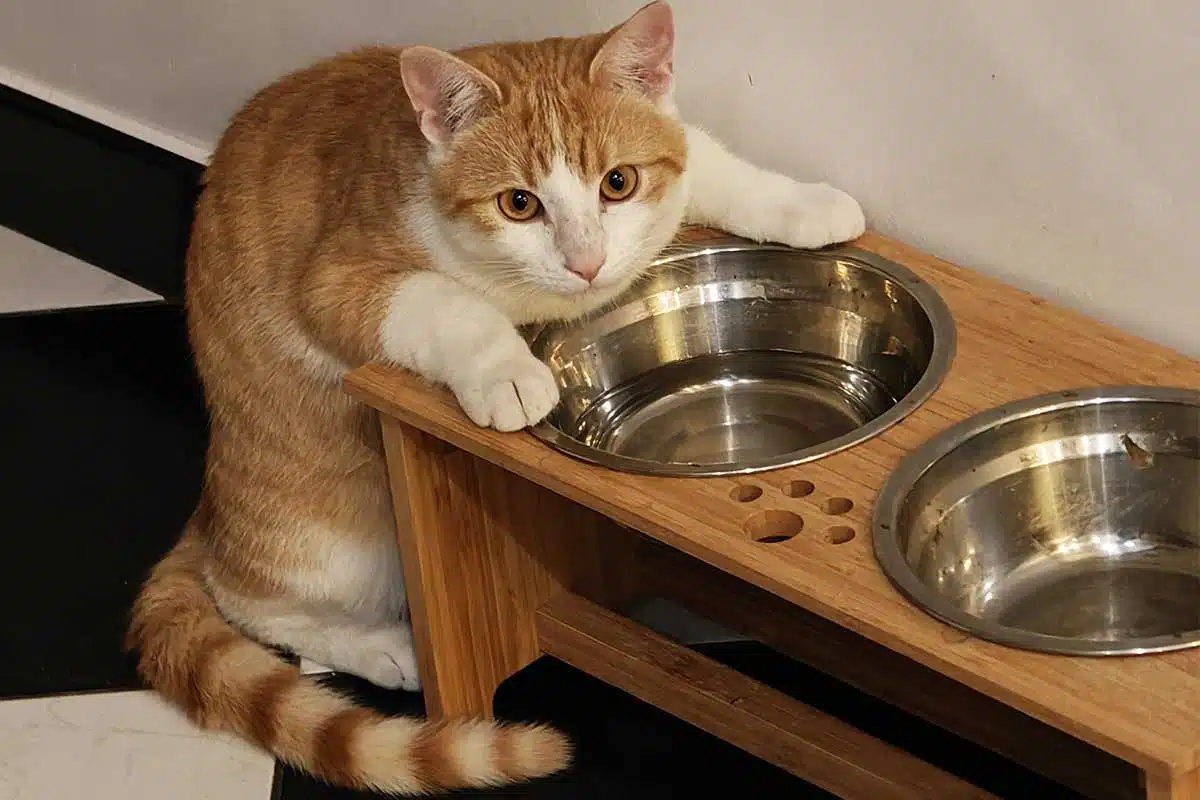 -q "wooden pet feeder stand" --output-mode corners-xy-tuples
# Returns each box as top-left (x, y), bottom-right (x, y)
(346, 231), (1200, 799)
